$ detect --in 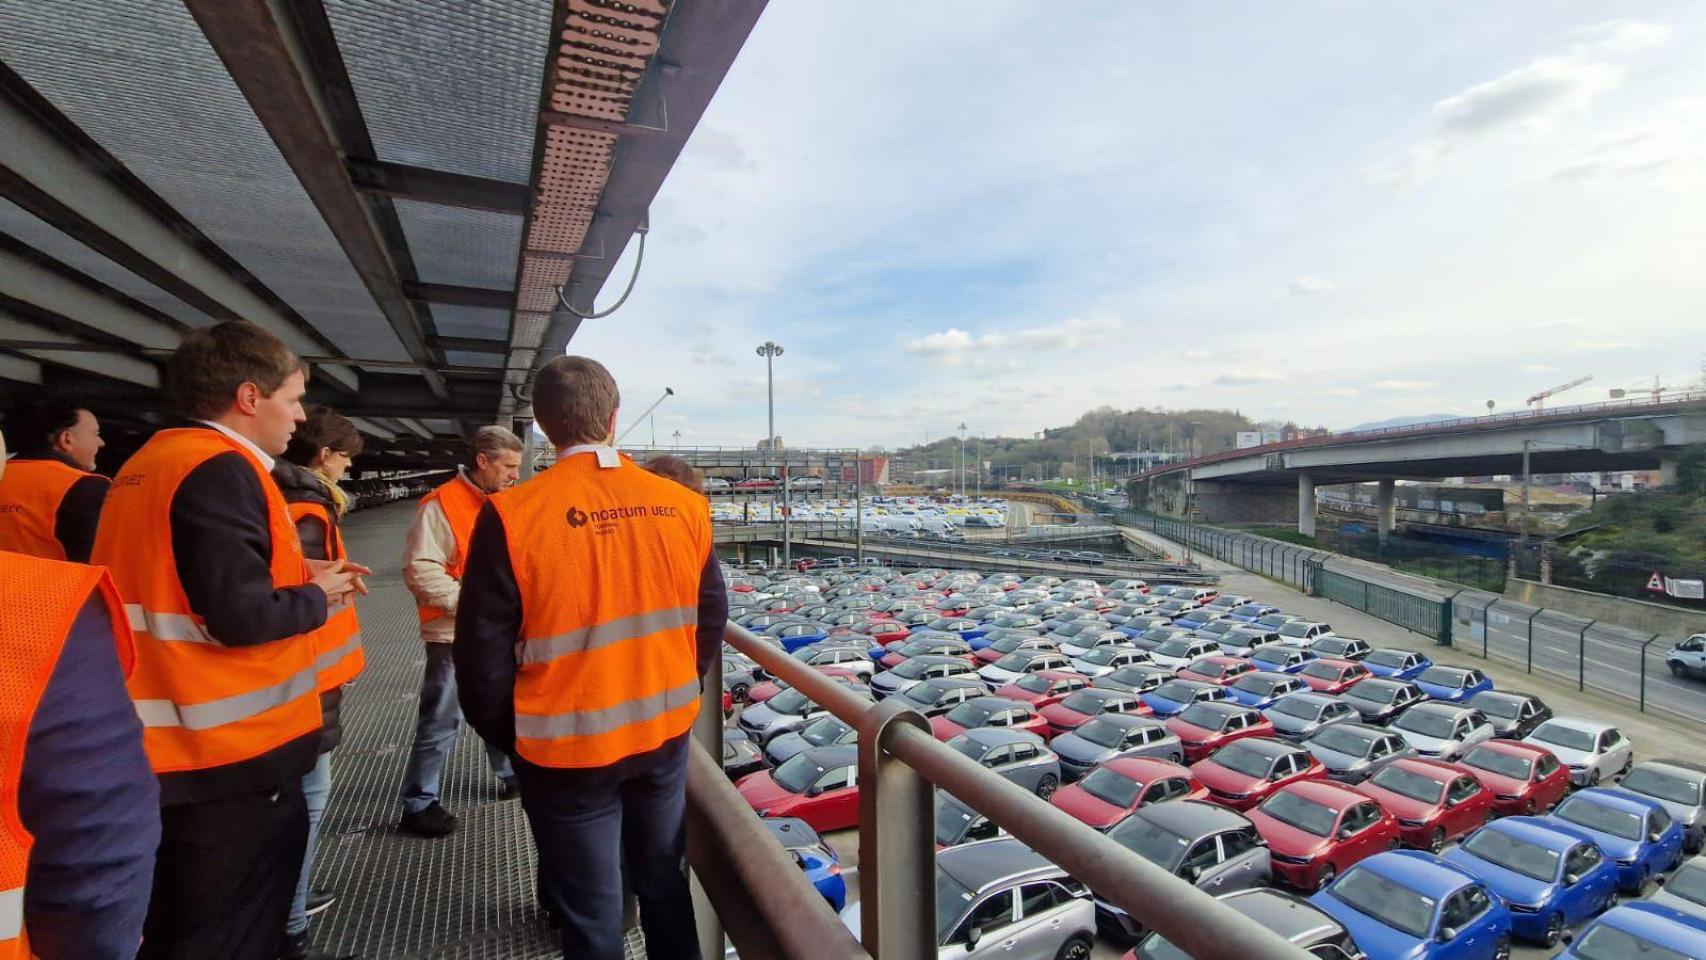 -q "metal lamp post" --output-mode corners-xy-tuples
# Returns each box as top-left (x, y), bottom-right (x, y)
(958, 422), (967, 497)
(757, 341), (788, 565)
